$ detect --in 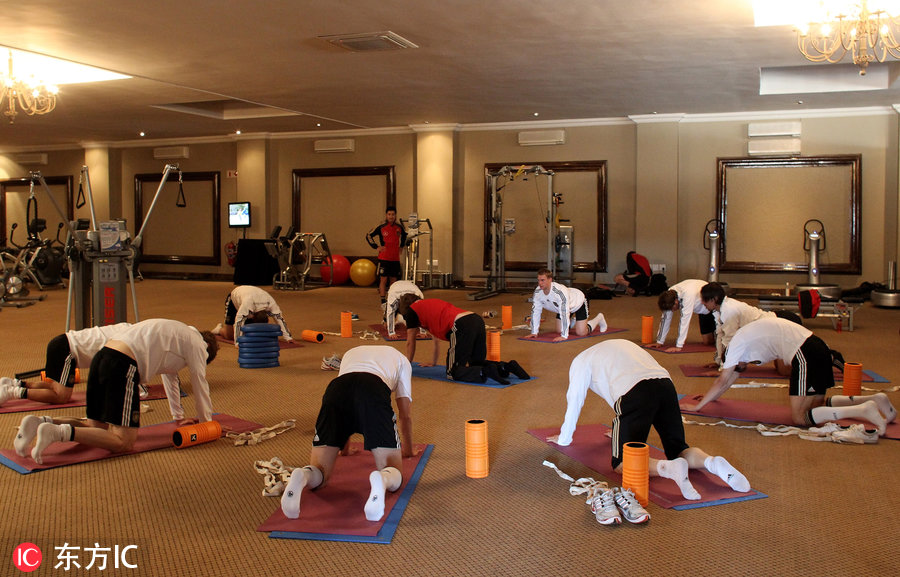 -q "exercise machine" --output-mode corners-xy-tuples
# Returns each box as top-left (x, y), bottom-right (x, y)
(30, 164), (178, 329)
(795, 219), (841, 299)
(267, 228), (333, 291)
(401, 212), (436, 287)
(468, 164), (561, 300)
